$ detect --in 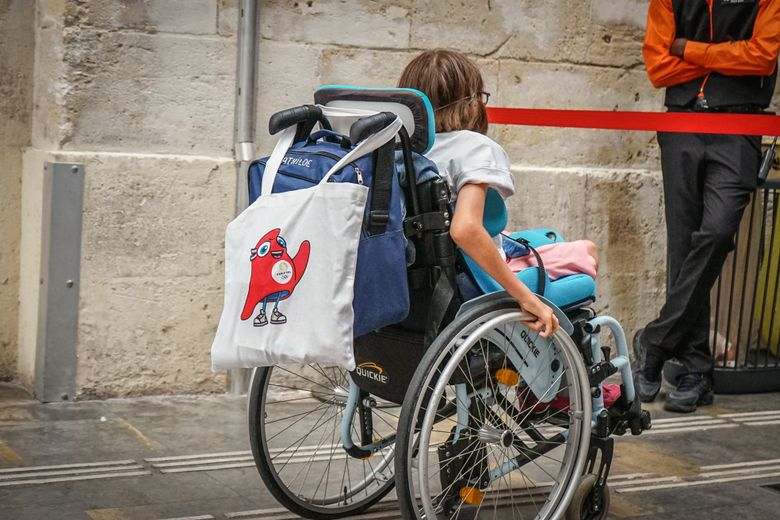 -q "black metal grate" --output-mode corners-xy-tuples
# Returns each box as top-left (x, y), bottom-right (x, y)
(710, 179), (780, 393)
